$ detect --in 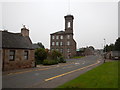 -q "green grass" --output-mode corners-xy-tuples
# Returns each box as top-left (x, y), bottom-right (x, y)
(58, 61), (119, 88)
(72, 56), (84, 59)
